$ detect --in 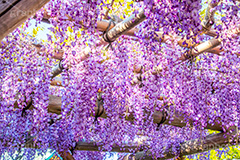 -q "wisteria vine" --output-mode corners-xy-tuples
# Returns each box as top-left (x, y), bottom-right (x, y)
(1, 0), (240, 159)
